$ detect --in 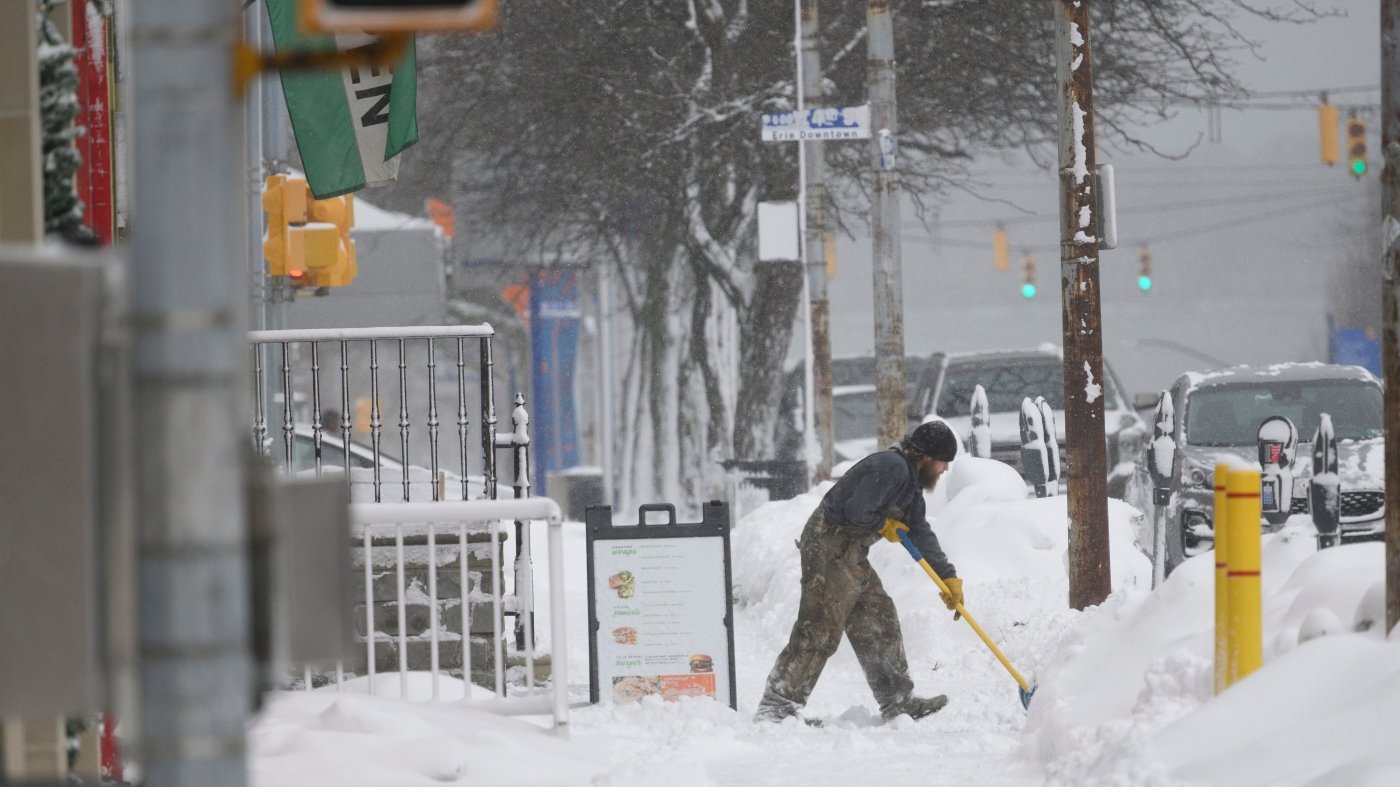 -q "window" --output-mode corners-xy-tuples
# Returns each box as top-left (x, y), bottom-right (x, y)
(833, 389), (879, 441)
(937, 359), (1119, 416)
(1184, 380), (1383, 446)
